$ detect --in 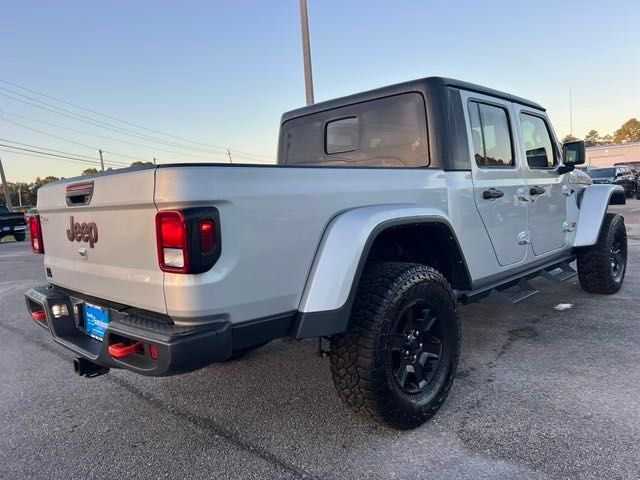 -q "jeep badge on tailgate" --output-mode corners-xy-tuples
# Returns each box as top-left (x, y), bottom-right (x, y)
(66, 216), (98, 248)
